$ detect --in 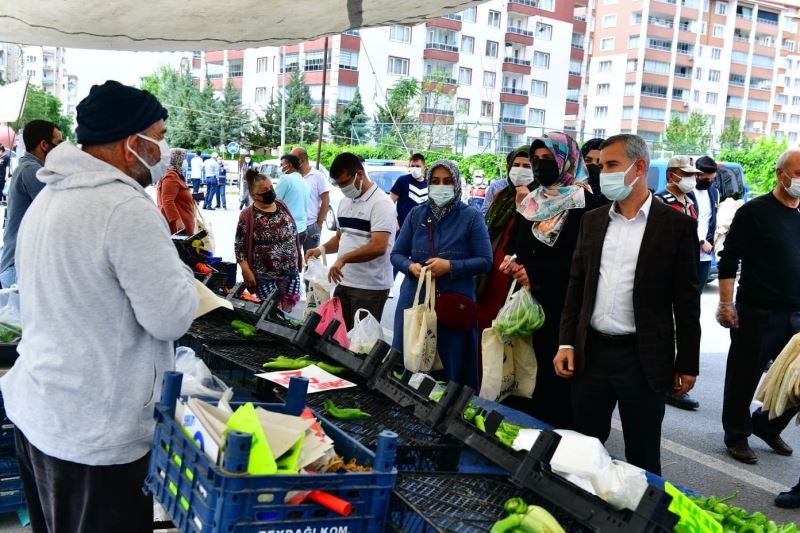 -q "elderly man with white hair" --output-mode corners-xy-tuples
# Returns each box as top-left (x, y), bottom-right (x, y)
(718, 148), (800, 467)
